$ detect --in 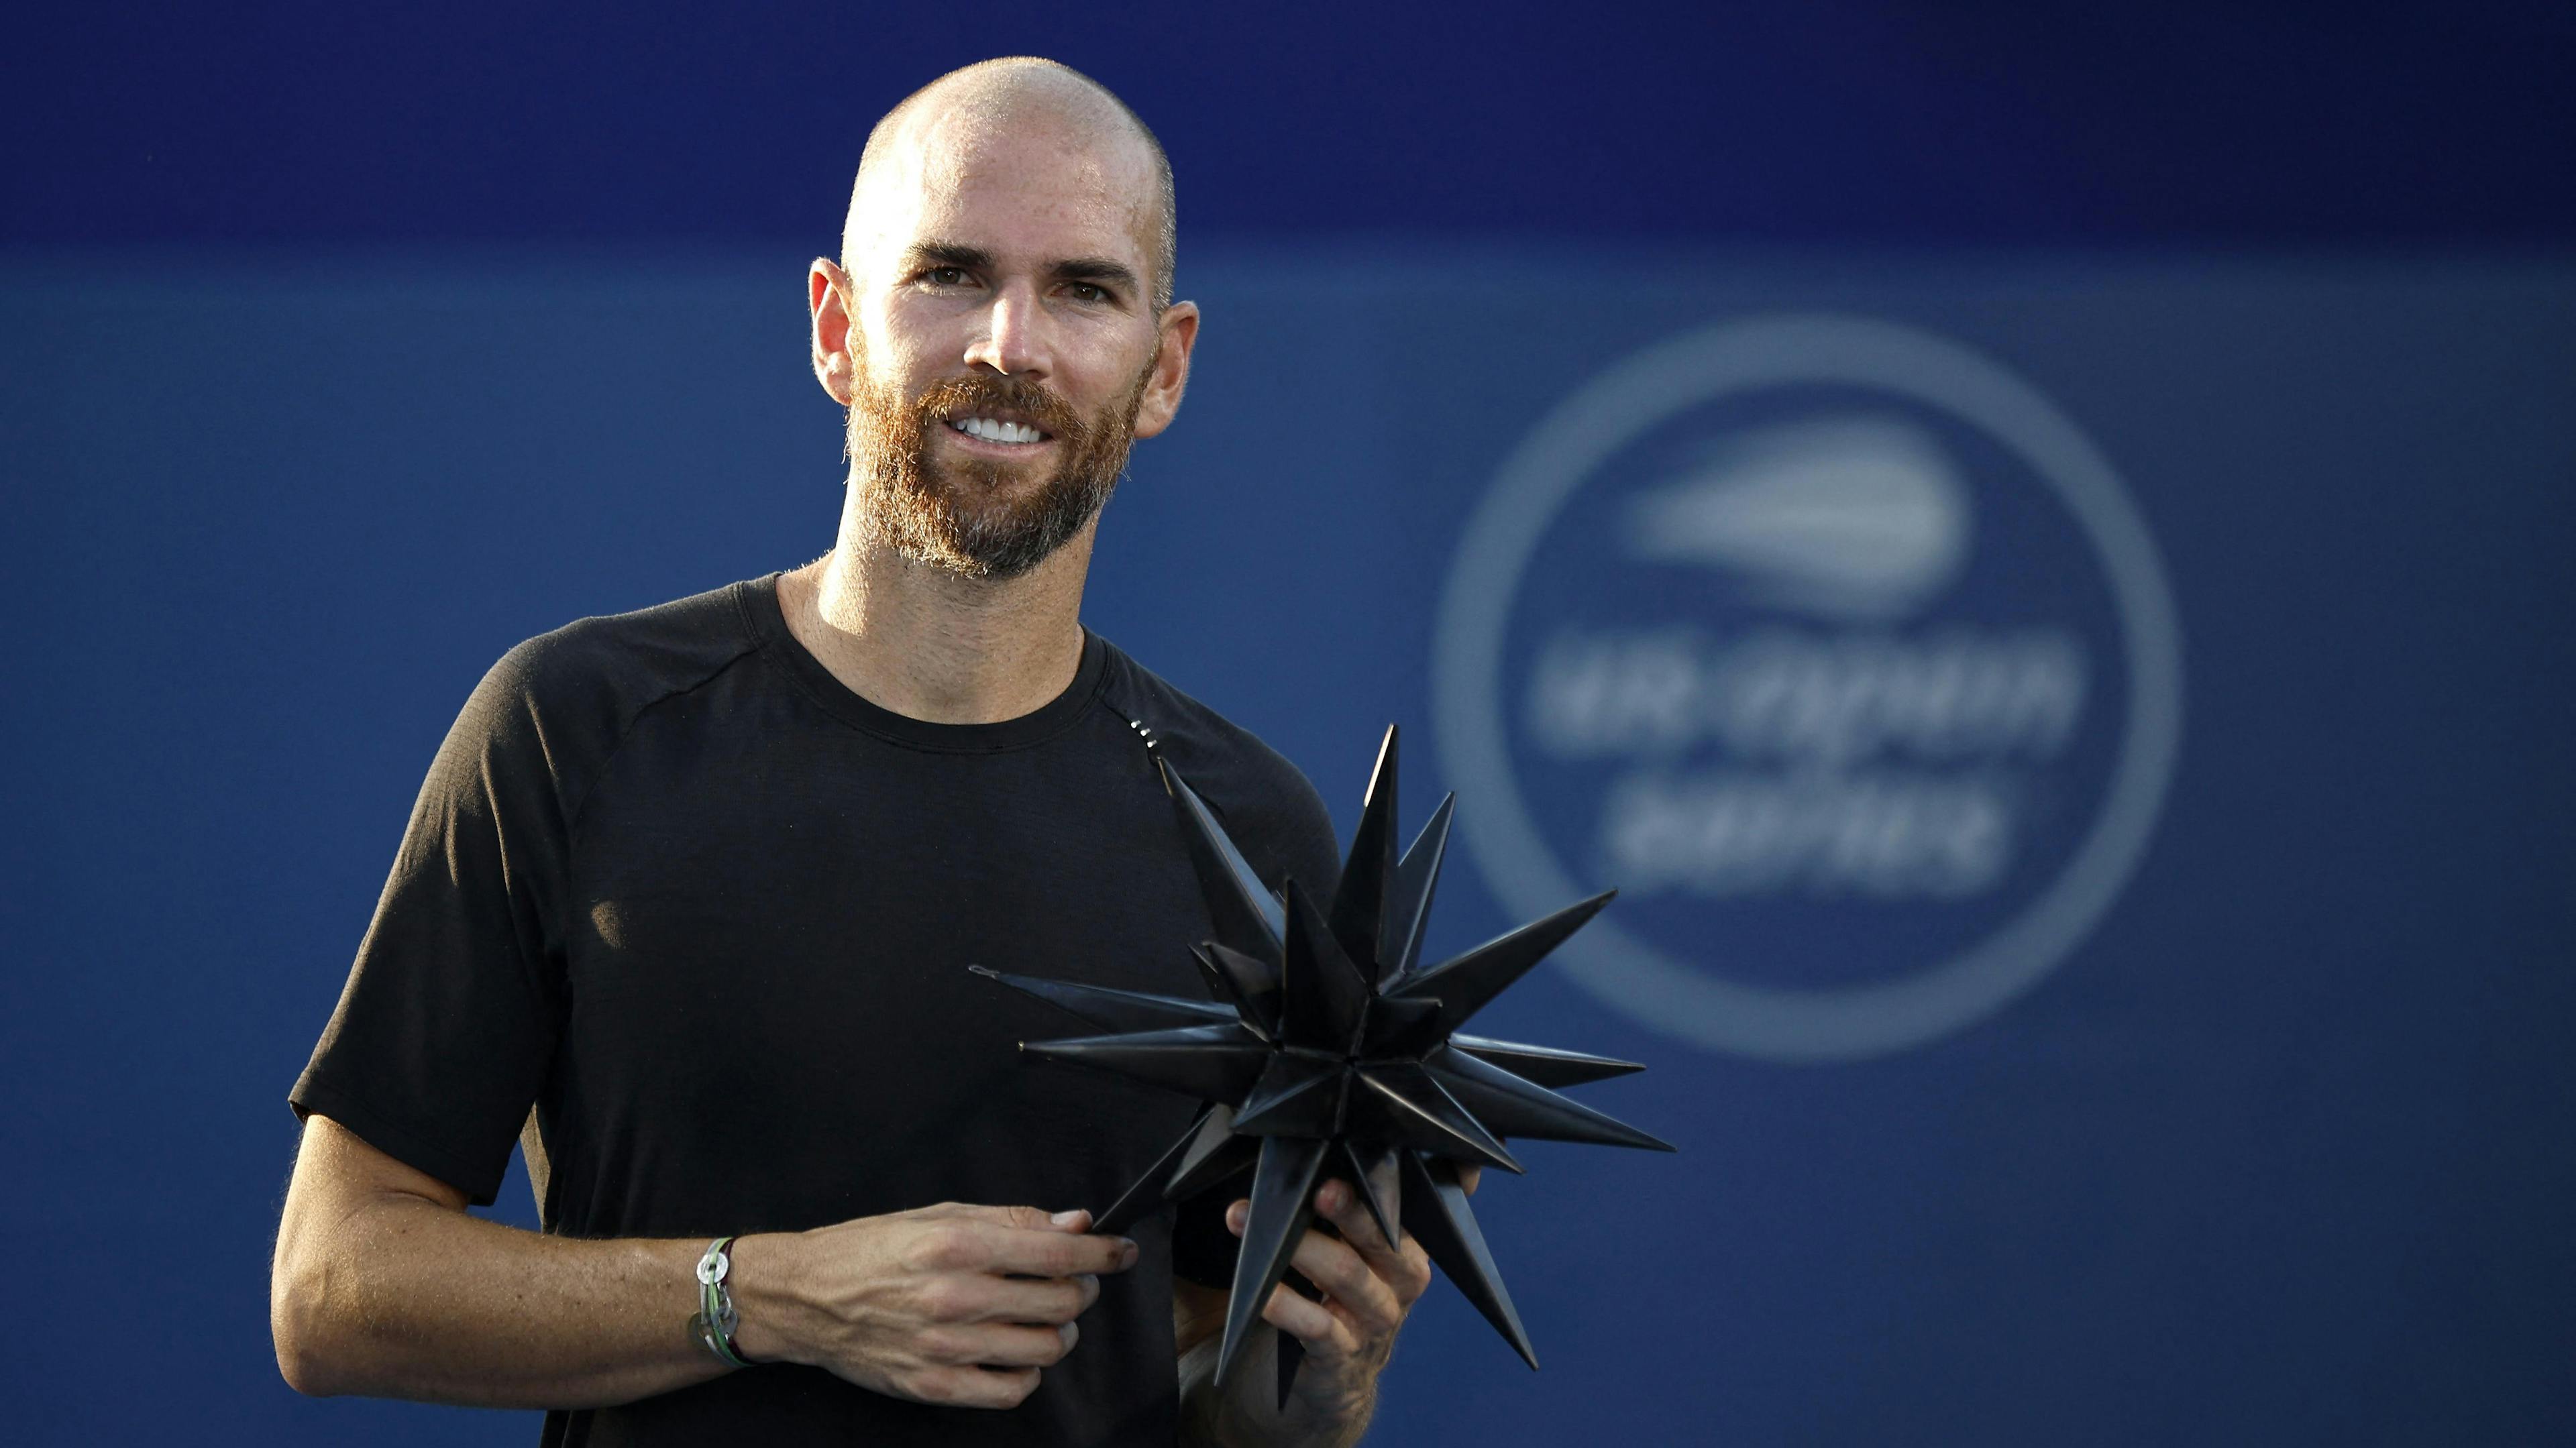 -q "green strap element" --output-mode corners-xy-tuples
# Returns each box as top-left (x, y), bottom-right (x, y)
(692, 1236), (751, 1369)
